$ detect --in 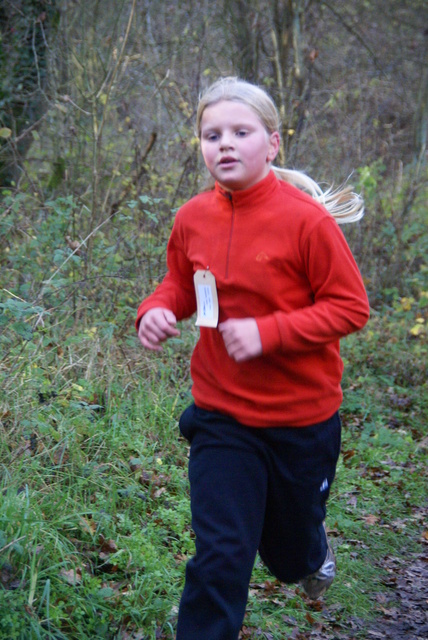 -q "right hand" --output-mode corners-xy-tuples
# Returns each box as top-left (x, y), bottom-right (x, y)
(138, 307), (180, 351)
